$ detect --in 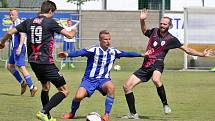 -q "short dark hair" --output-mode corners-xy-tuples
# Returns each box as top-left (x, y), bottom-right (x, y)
(41, 0), (56, 14)
(99, 30), (110, 38)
